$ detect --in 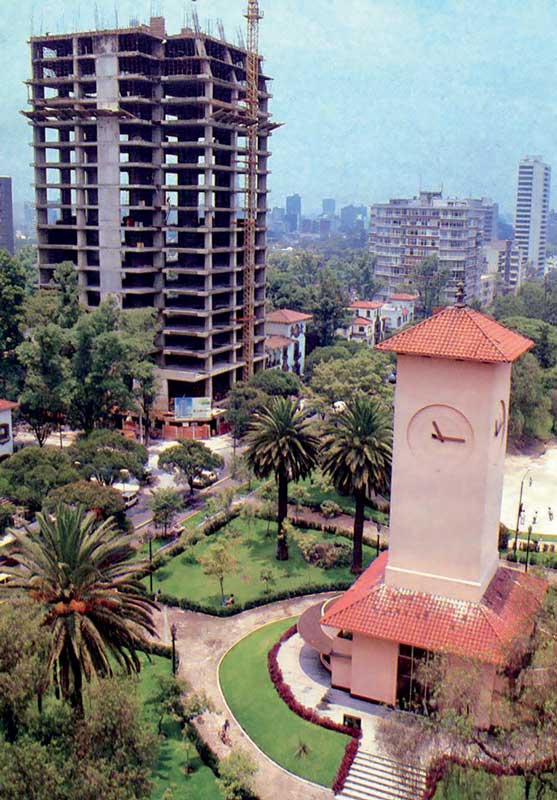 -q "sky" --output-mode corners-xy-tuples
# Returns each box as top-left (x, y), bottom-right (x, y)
(2, 0), (557, 219)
